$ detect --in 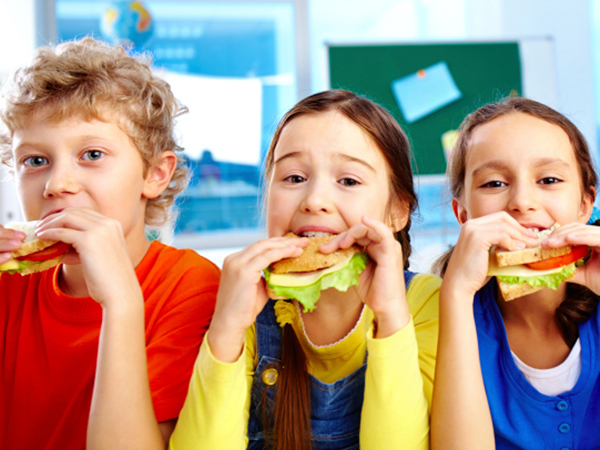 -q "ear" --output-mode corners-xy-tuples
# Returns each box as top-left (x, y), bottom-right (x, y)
(142, 151), (177, 199)
(451, 198), (469, 225)
(577, 186), (596, 224)
(388, 198), (410, 232)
